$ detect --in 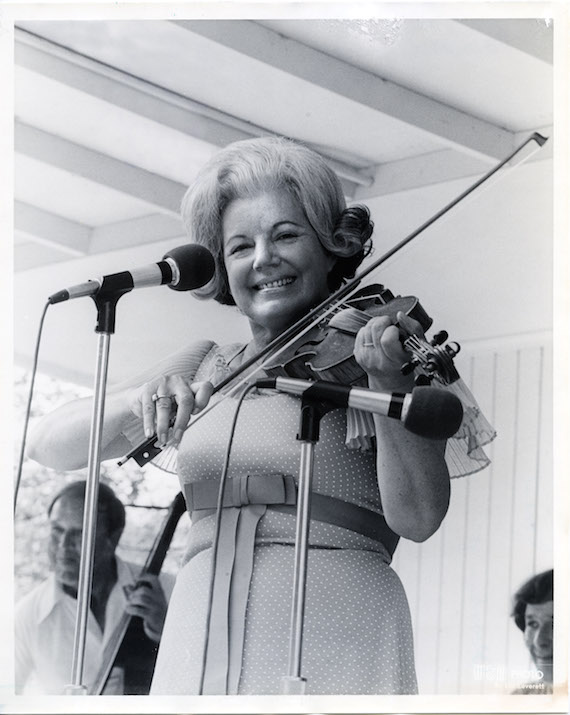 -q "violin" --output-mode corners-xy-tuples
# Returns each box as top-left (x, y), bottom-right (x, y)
(120, 132), (547, 468)
(122, 282), (461, 470)
(262, 284), (460, 387)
